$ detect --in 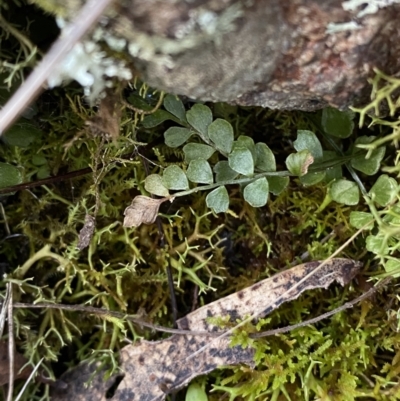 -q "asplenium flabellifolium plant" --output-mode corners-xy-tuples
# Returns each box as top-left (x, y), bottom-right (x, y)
(142, 97), (290, 212)
(123, 94), (393, 232)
